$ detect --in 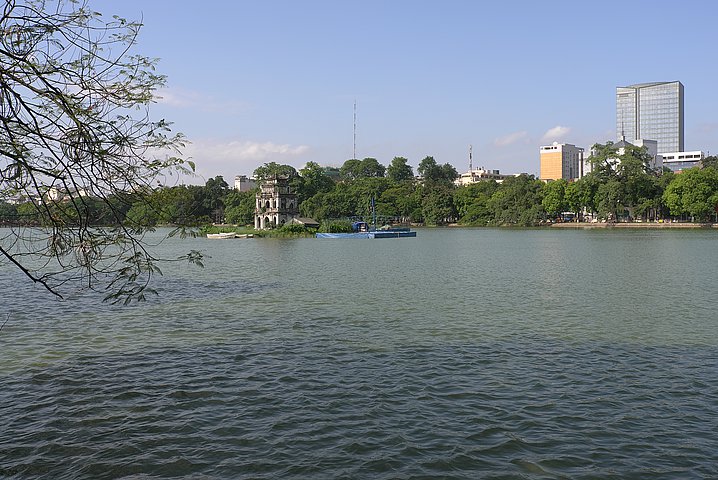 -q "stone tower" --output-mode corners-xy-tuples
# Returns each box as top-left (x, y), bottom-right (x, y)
(254, 175), (299, 229)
